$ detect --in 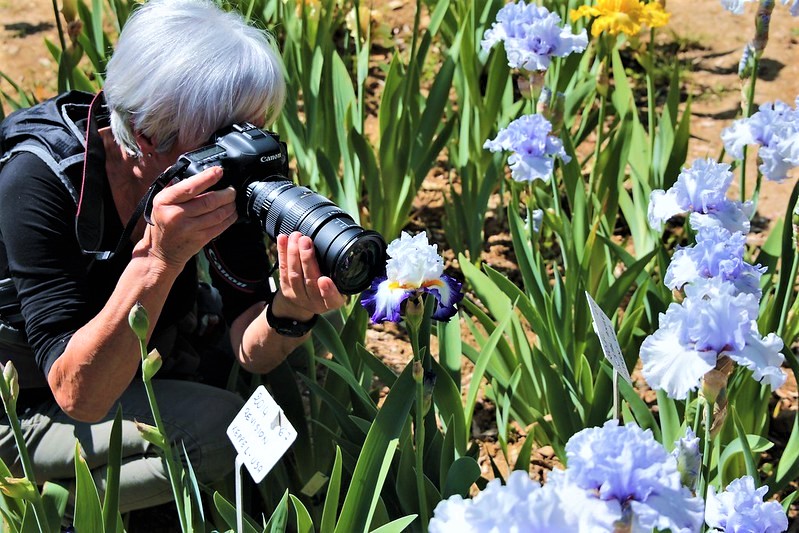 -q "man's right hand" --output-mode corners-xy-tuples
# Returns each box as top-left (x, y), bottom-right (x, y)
(144, 166), (238, 268)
